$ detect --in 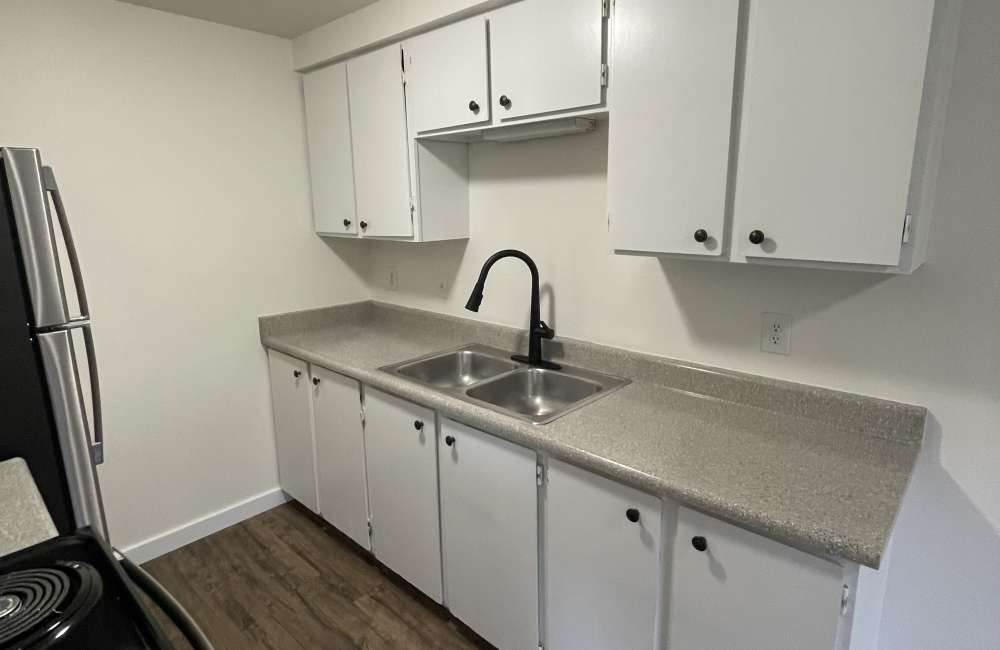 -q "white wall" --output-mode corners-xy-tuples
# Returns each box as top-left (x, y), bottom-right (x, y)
(0, 0), (368, 549)
(359, 0), (1000, 645)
